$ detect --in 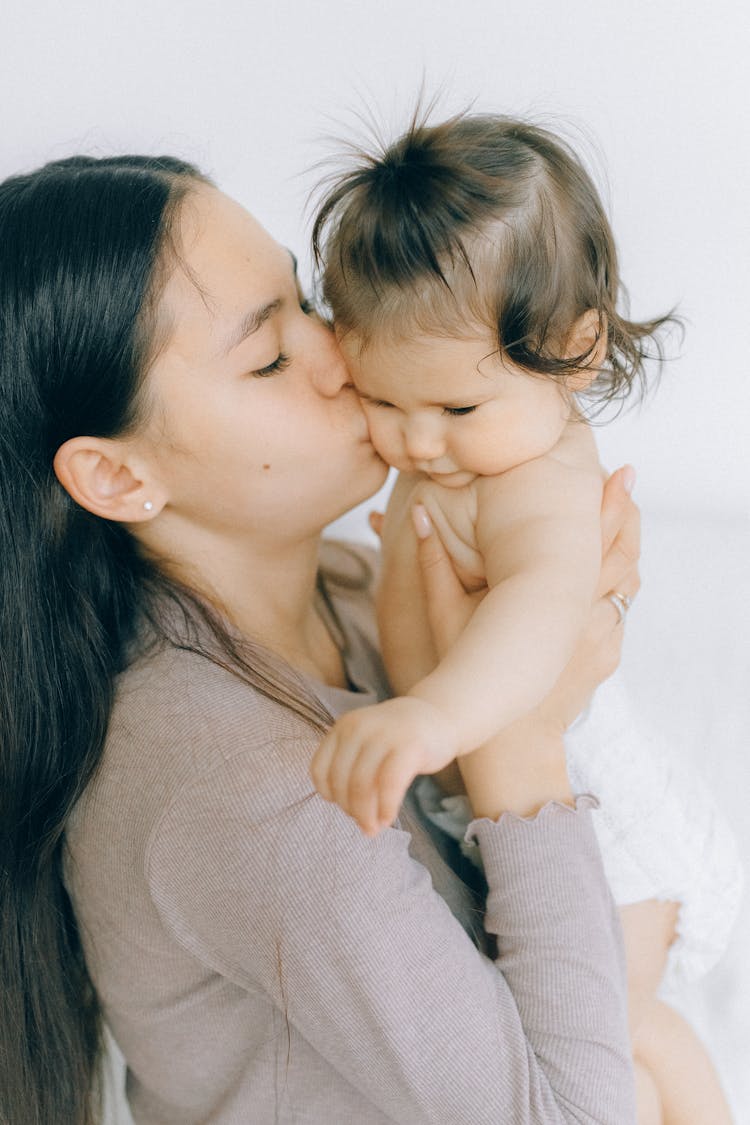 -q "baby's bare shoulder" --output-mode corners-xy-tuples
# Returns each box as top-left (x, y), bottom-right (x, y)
(548, 417), (602, 474)
(475, 424), (603, 537)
